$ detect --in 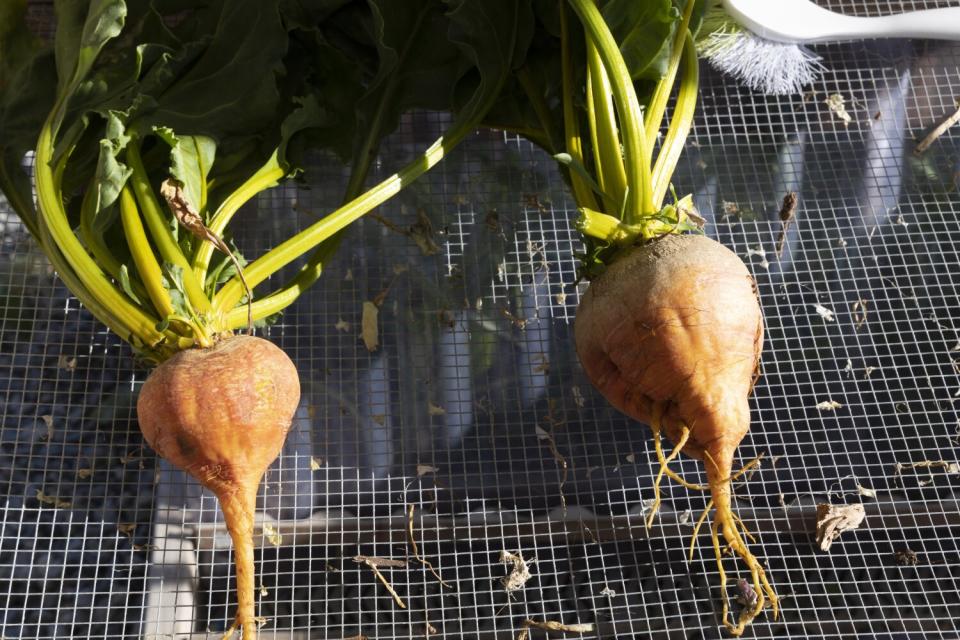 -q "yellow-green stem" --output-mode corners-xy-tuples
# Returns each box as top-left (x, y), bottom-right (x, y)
(192, 158), (286, 283)
(224, 236), (342, 330)
(119, 186), (175, 320)
(651, 33), (698, 210)
(643, 0), (697, 154)
(567, 0), (652, 218)
(126, 141), (213, 317)
(213, 123), (474, 315)
(34, 101), (166, 348)
(585, 38), (626, 214)
(560, 2), (600, 211)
